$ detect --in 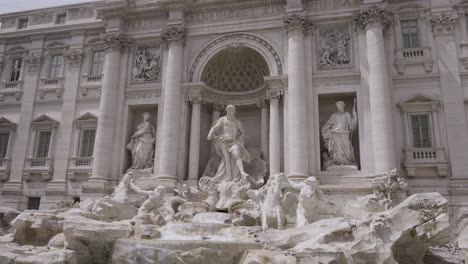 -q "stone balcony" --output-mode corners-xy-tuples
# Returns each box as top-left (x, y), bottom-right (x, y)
(23, 157), (54, 180)
(38, 77), (64, 99)
(0, 81), (23, 102)
(403, 147), (448, 177)
(67, 156), (93, 180)
(394, 47), (434, 74)
(80, 74), (102, 97)
(0, 158), (11, 181)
